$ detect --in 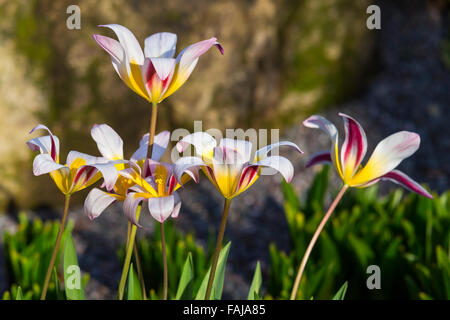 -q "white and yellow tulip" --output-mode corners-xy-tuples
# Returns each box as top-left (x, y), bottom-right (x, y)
(303, 113), (433, 198)
(27, 124), (119, 196)
(83, 124), (170, 220)
(174, 132), (303, 199)
(93, 24), (223, 104)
